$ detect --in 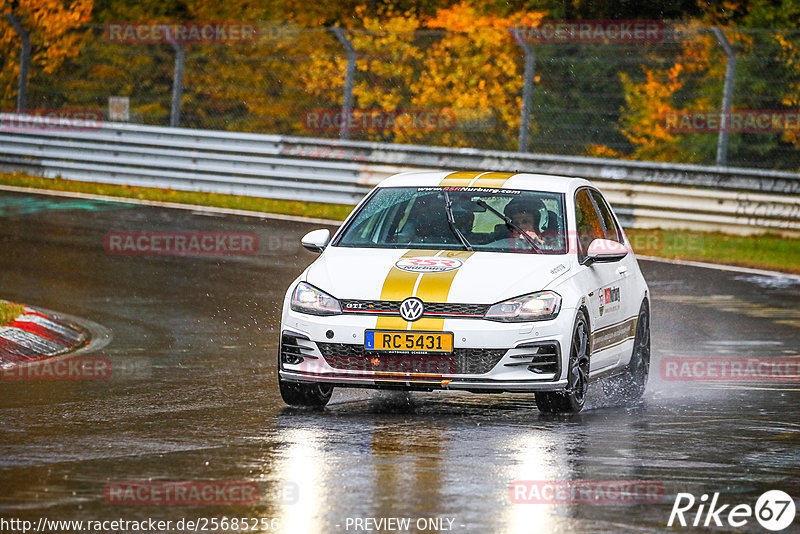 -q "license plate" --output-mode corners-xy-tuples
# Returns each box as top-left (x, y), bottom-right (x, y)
(365, 330), (454, 353)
